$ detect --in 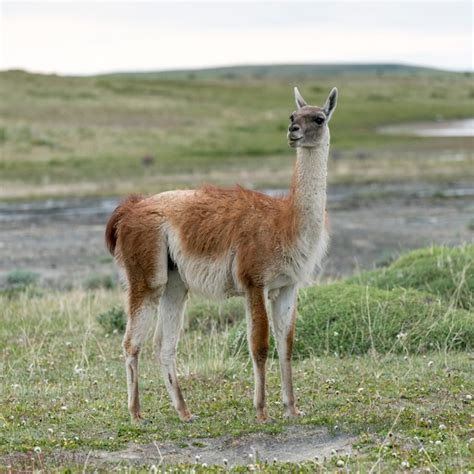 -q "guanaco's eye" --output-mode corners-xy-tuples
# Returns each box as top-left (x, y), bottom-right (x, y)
(313, 116), (325, 125)
(289, 114), (295, 122)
